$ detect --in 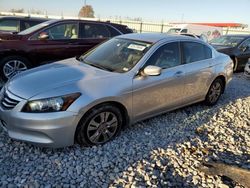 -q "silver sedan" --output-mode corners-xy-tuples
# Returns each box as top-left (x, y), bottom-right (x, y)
(0, 33), (233, 148)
